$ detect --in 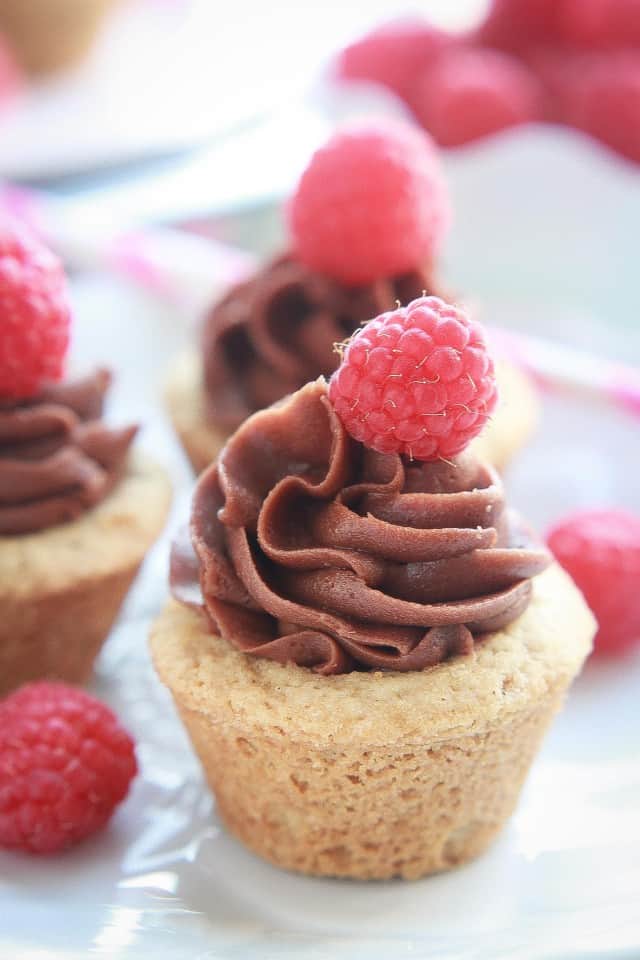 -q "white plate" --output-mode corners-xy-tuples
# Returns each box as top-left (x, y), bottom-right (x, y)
(0, 274), (639, 960)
